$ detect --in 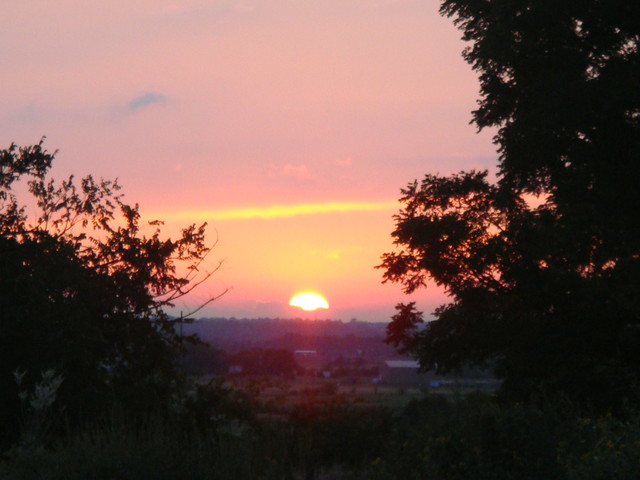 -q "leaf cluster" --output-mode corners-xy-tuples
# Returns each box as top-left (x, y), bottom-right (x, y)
(0, 140), (224, 445)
